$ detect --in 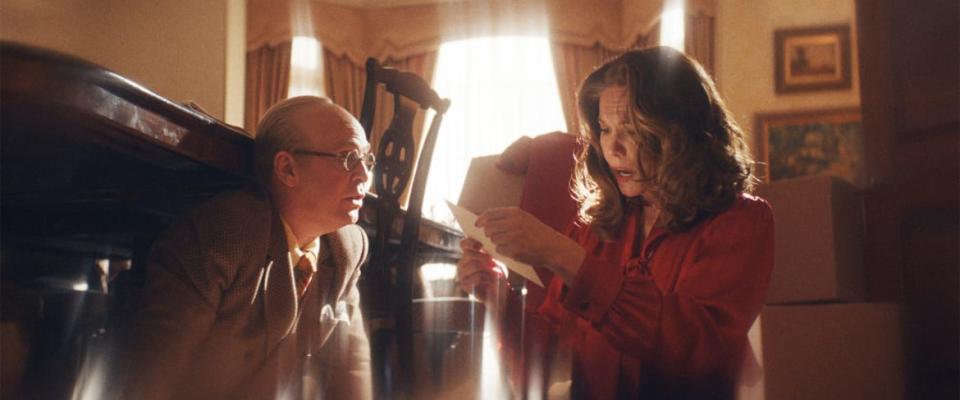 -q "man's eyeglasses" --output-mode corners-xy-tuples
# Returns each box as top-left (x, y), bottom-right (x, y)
(293, 149), (376, 172)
